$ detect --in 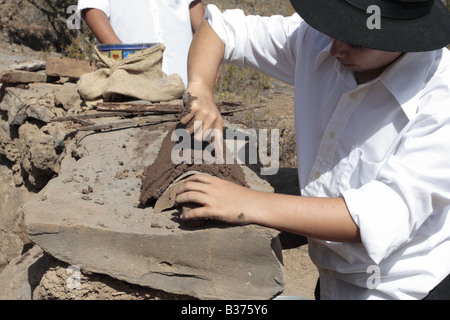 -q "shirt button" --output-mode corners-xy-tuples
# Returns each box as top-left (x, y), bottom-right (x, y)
(314, 172), (321, 179)
(329, 131), (335, 139)
(349, 92), (358, 100)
